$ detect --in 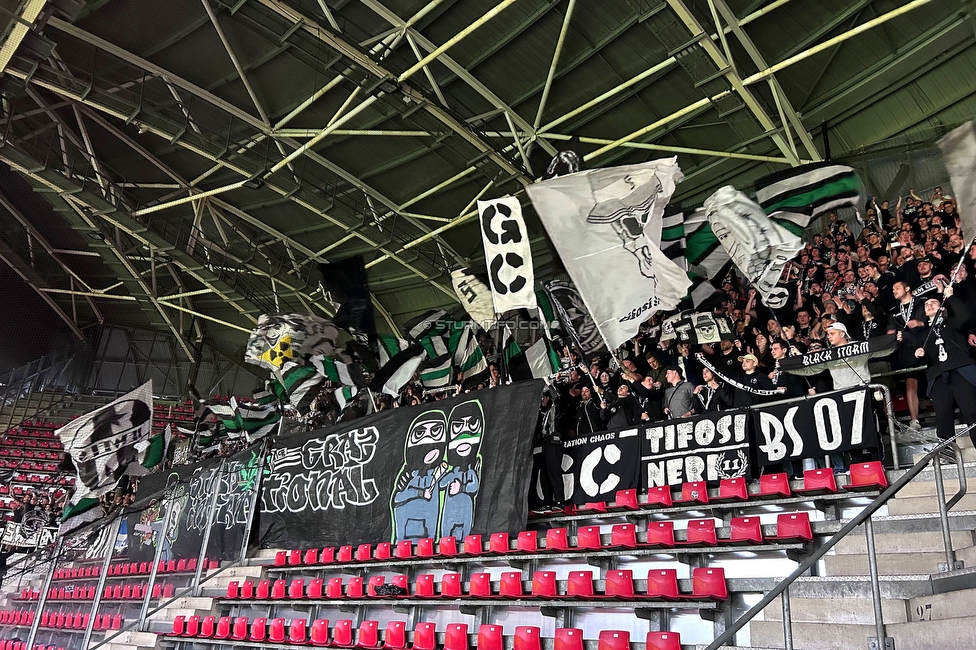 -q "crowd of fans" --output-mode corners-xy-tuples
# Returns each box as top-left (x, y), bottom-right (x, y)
(316, 186), (976, 468)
